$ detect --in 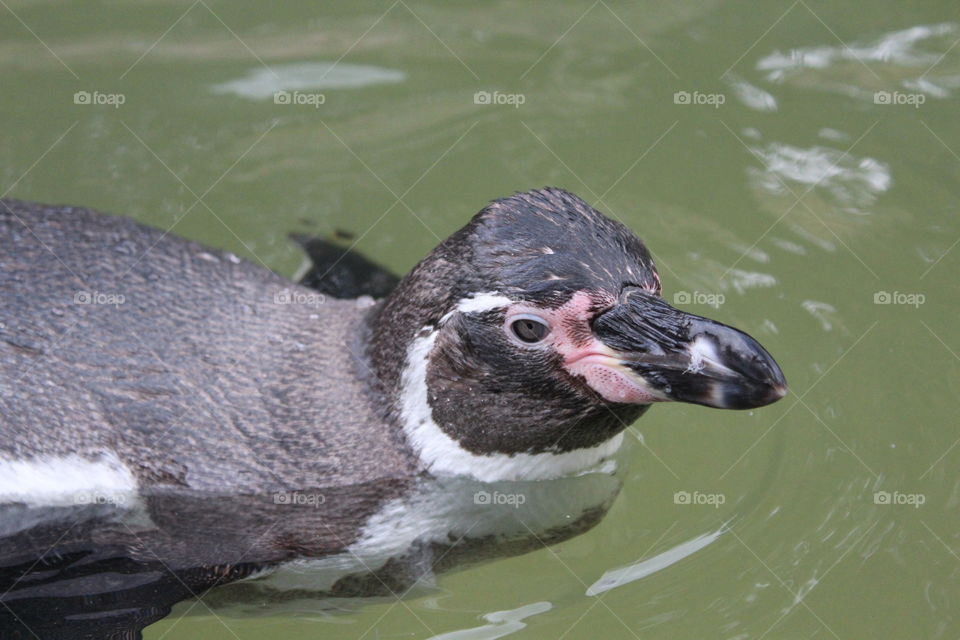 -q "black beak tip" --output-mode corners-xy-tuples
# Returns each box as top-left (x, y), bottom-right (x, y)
(718, 380), (786, 410)
(746, 353), (788, 408)
(728, 329), (788, 409)
(714, 351), (788, 410)
(758, 380), (789, 407)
